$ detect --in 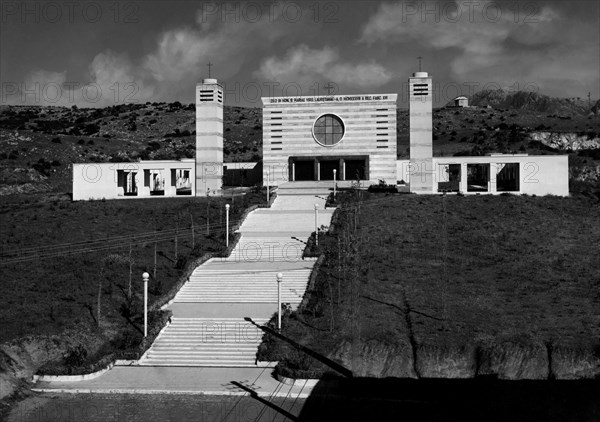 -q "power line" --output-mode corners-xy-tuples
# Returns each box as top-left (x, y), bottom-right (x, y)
(0, 227), (235, 265)
(0, 217), (241, 257)
(0, 220), (239, 264)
